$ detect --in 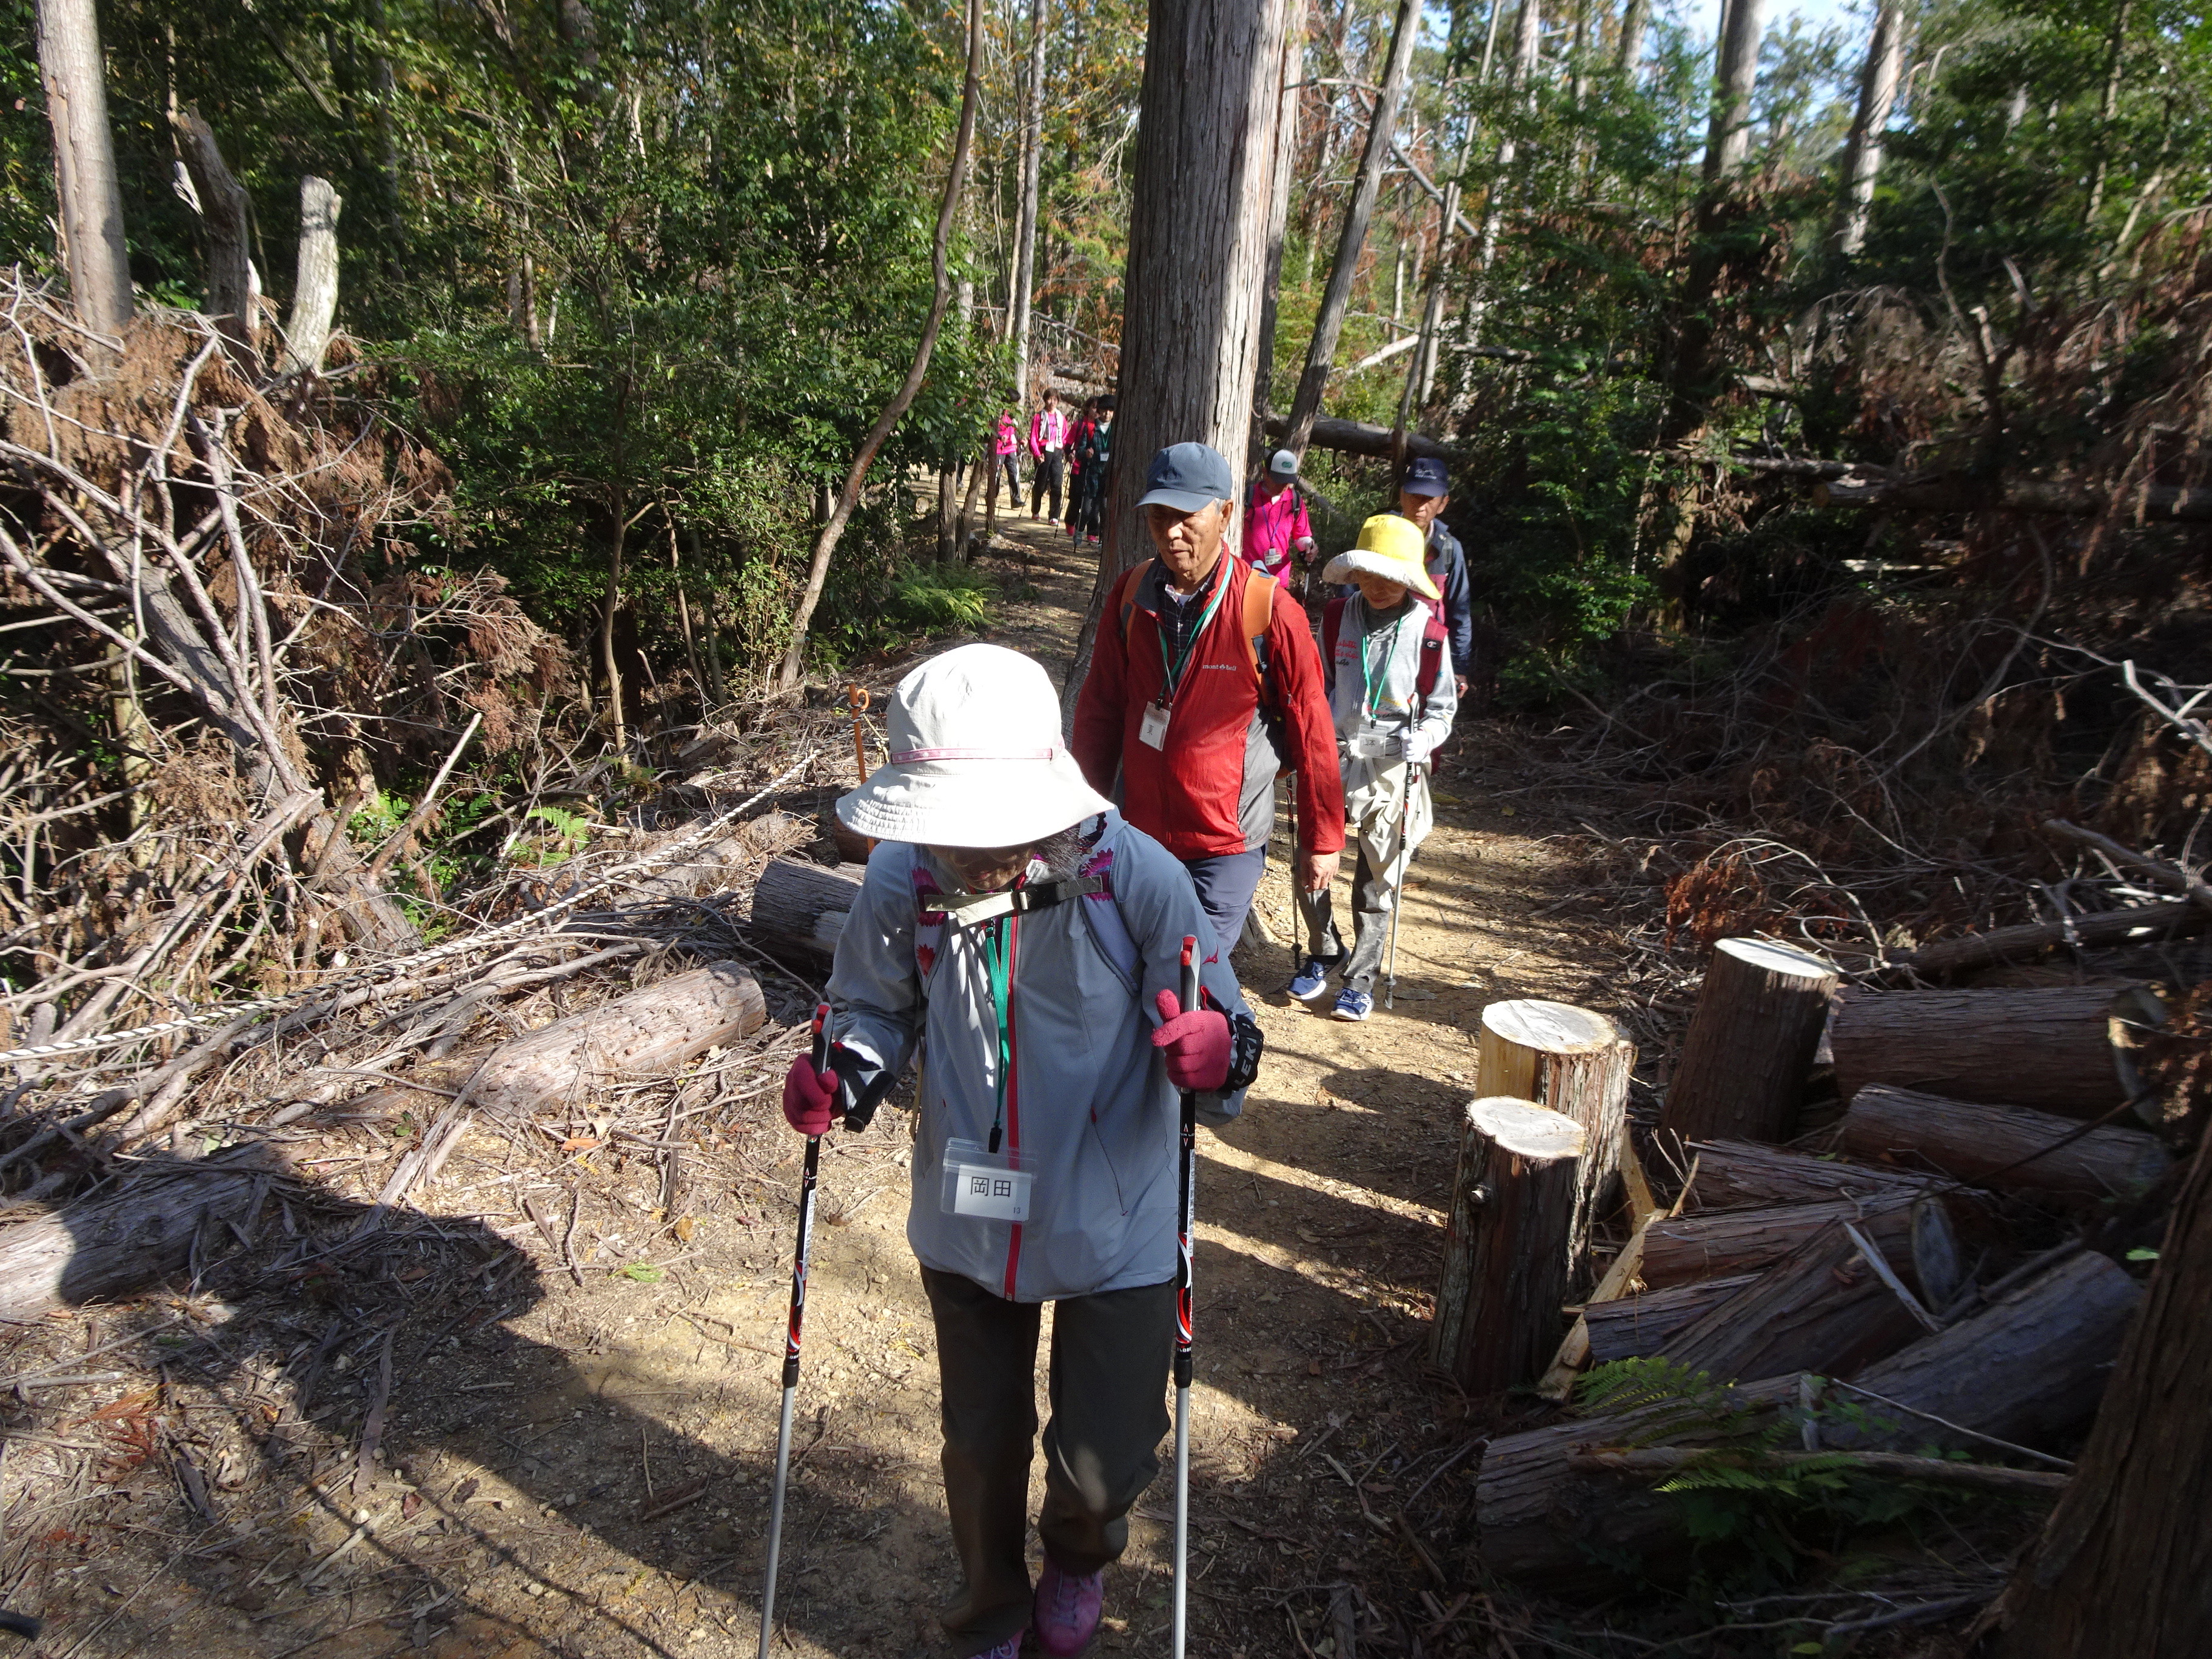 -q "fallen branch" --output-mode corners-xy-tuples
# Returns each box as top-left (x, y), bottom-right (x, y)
(1567, 1446), (2068, 1498)
(2043, 818), (2212, 916)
